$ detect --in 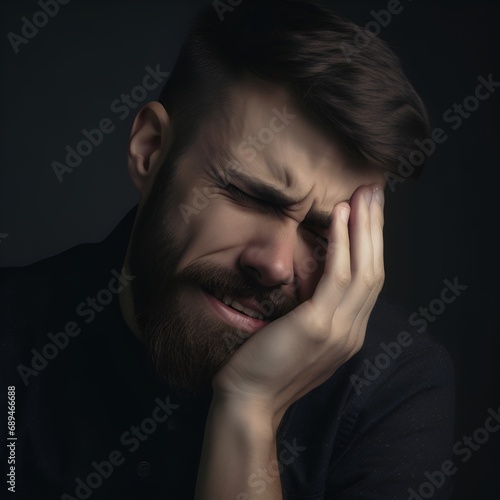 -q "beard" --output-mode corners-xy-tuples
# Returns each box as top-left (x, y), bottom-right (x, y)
(128, 154), (298, 395)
